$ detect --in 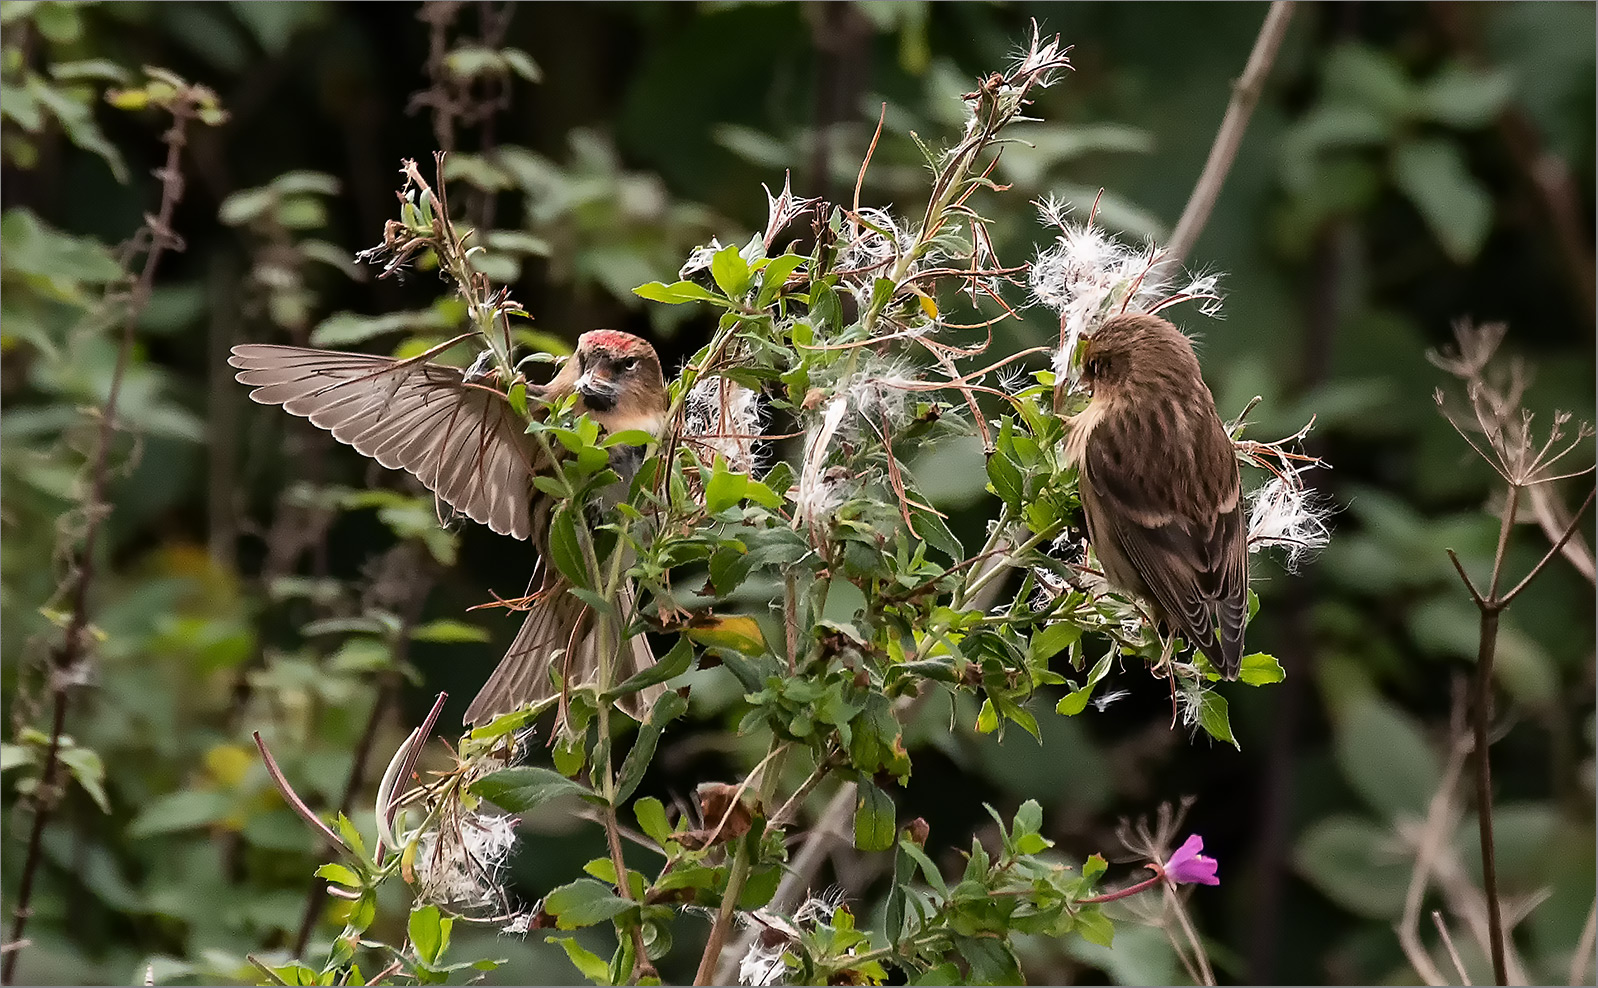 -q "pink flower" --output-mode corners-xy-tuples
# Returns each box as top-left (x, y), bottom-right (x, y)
(1163, 834), (1219, 886)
